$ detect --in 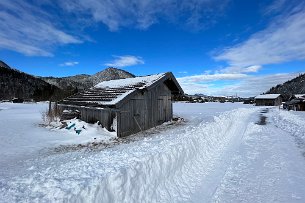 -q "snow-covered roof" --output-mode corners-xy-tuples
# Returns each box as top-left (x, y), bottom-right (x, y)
(60, 72), (182, 107)
(295, 94), (305, 99)
(255, 94), (281, 99)
(94, 73), (165, 89)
